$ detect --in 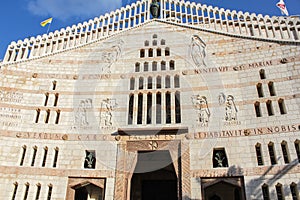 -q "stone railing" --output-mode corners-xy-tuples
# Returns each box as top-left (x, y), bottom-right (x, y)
(2, 0), (300, 63)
